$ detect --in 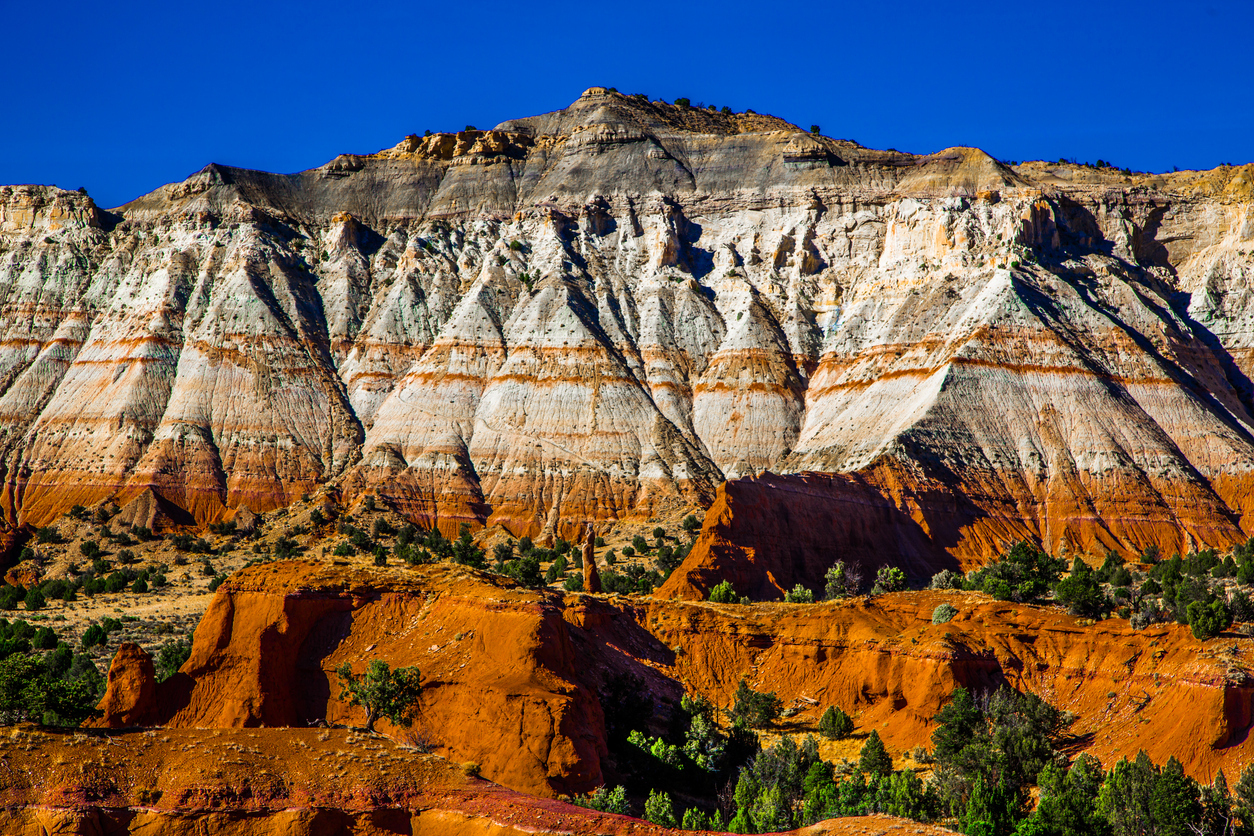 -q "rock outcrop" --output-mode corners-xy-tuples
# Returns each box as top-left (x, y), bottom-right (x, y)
(1, 89), (1253, 563)
(582, 529), (601, 593)
(104, 561), (1254, 797)
(0, 724), (947, 835)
